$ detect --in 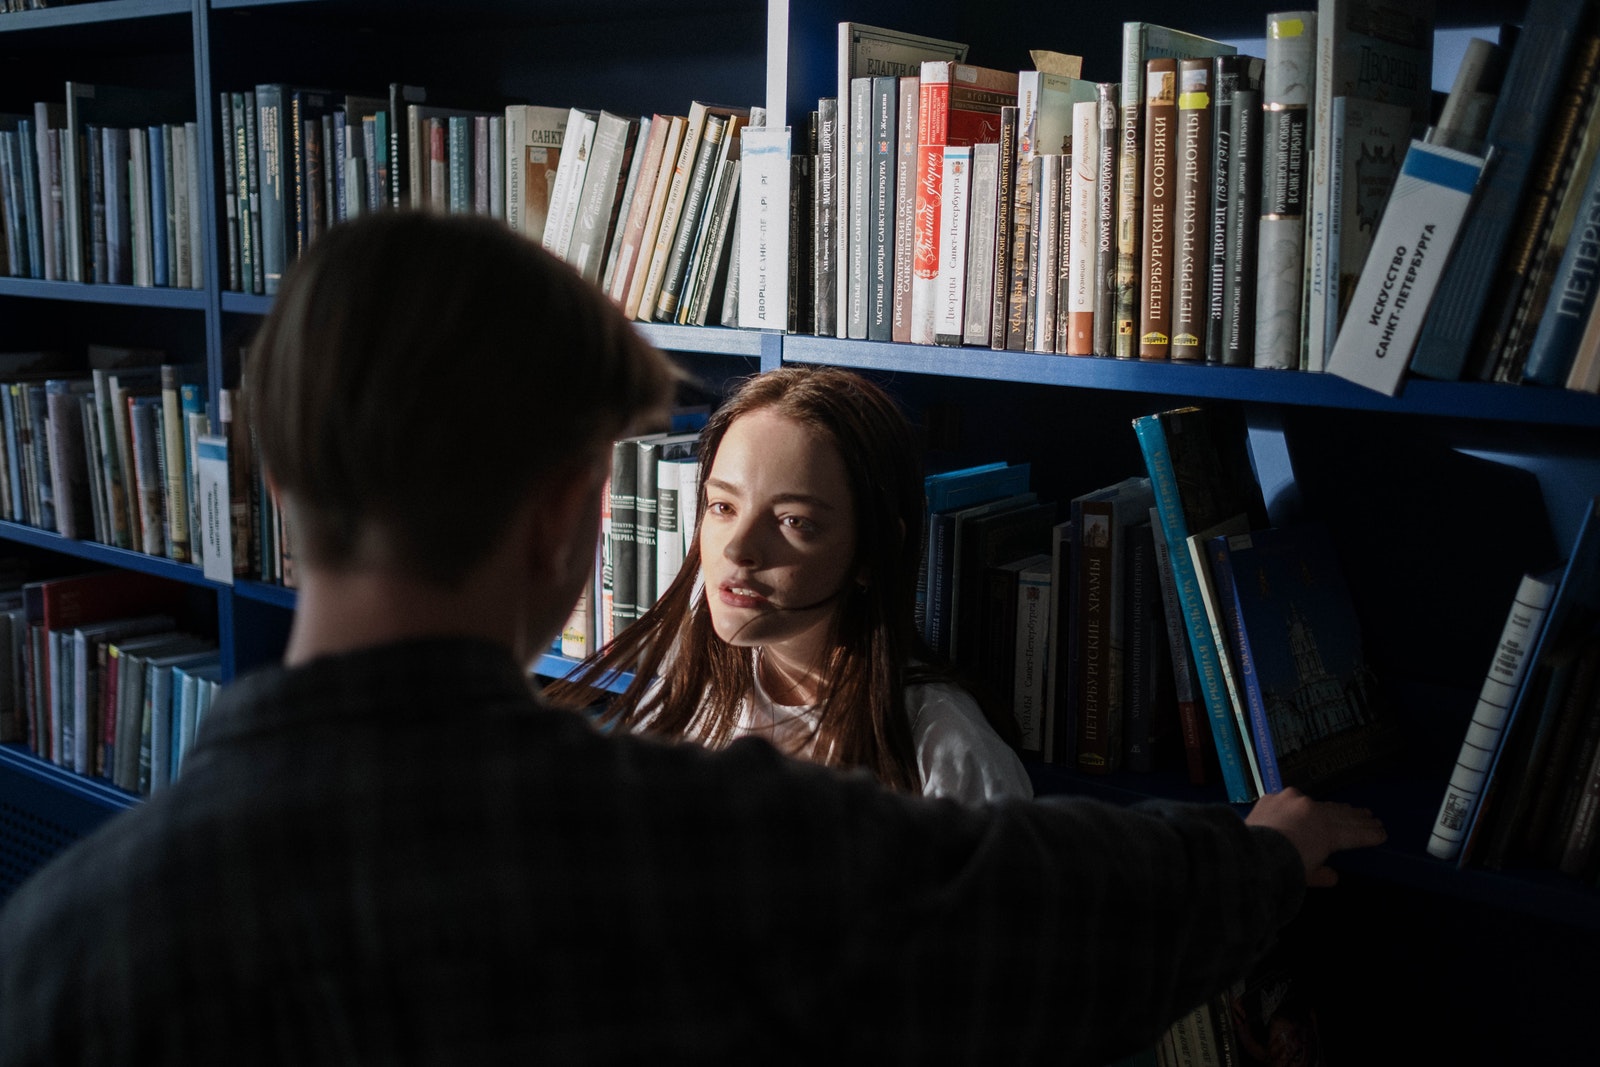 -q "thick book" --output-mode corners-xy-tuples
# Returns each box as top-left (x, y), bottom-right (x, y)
(1304, 0), (1436, 372)
(601, 113), (660, 301)
(926, 490), (1038, 662)
(835, 22), (968, 338)
(657, 111), (742, 322)
(43, 378), (95, 540)
(621, 114), (686, 319)
(1092, 83), (1119, 359)
(735, 125), (792, 330)
(1169, 58), (1212, 361)
(1409, 0), (1594, 381)
(1253, 10), (1317, 370)
(1325, 140), (1486, 395)
(918, 461), (1031, 641)
(1137, 58), (1178, 361)
(1115, 23), (1238, 359)
(845, 77), (873, 339)
(1209, 523), (1399, 794)
(1132, 403), (1271, 803)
